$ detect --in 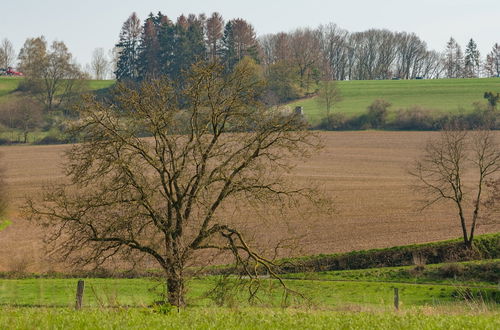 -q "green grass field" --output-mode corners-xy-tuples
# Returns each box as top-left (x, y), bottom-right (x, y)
(2, 307), (499, 330)
(290, 78), (500, 124)
(0, 77), (114, 99)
